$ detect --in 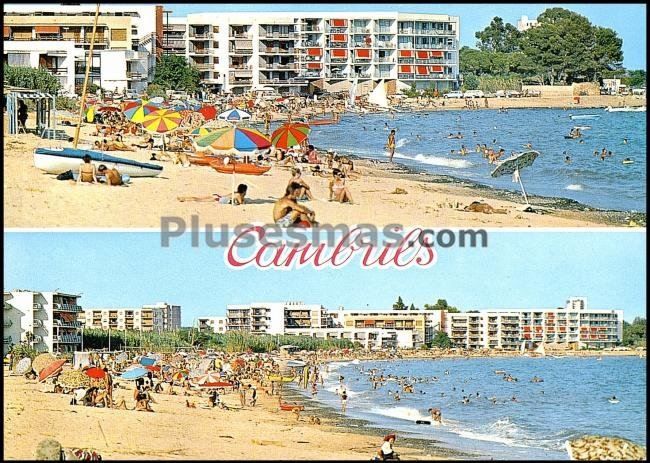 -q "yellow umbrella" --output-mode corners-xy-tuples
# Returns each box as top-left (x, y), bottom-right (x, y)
(141, 109), (183, 134)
